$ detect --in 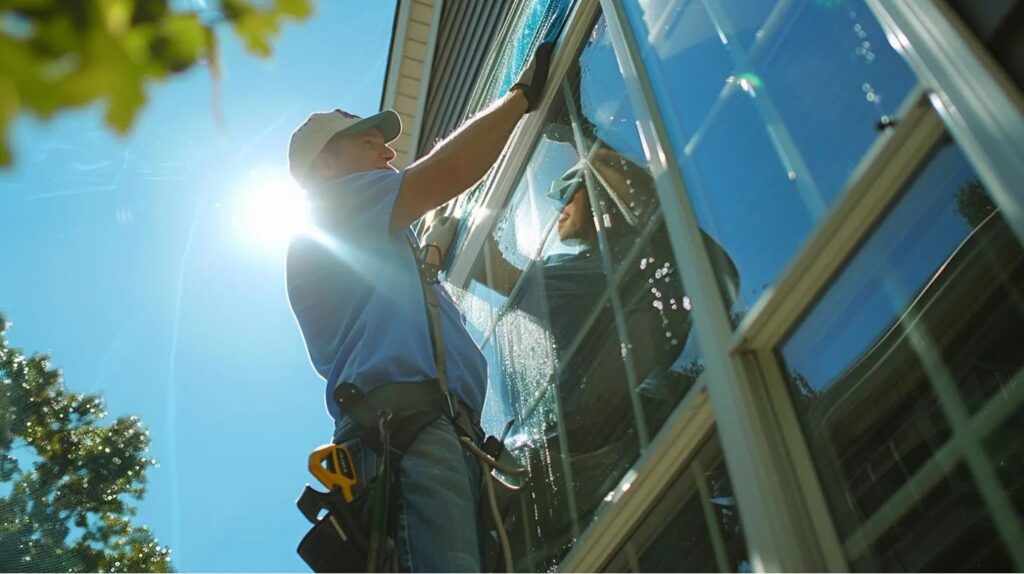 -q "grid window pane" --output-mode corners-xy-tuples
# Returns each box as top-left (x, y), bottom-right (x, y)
(622, 0), (917, 320)
(851, 465), (1013, 571)
(777, 135), (1024, 564)
(453, 12), (714, 571)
